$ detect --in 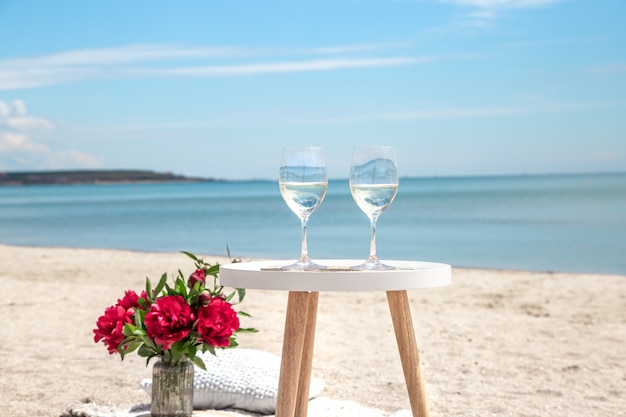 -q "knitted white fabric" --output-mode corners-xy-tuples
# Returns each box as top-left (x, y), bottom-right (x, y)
(140, 348), (324, 415)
